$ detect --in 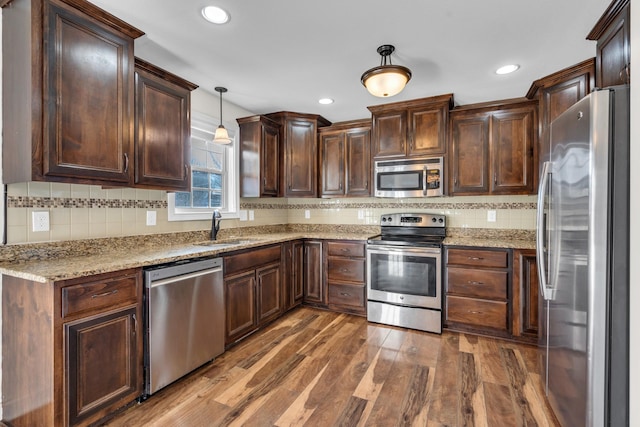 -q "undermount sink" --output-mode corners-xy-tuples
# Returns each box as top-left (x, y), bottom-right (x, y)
(195, 239), (256, 247)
